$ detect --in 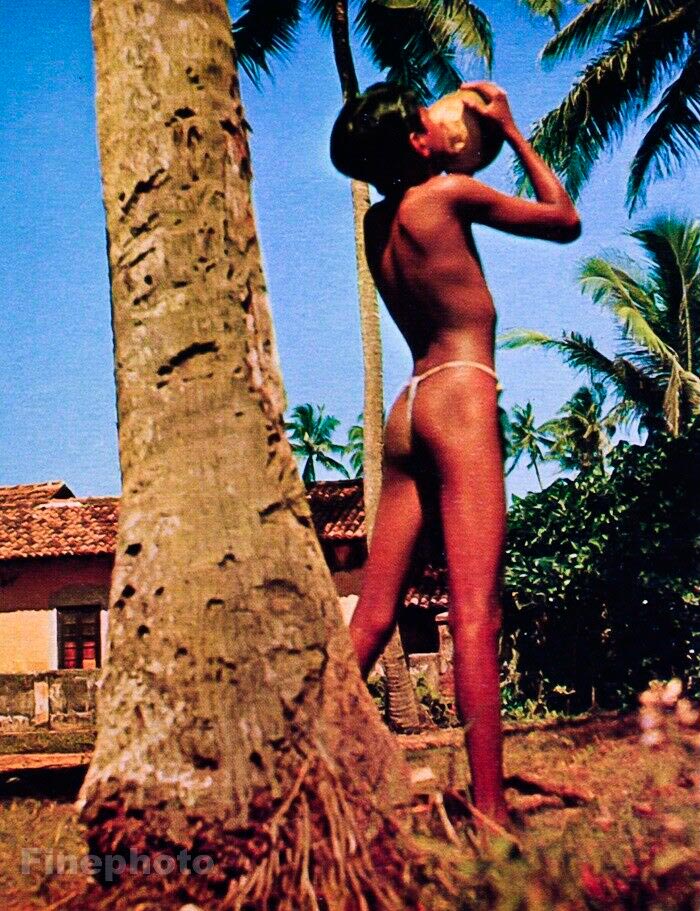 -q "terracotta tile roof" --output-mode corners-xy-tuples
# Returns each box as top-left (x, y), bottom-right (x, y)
(403, 563), (449, 611)
(0, 478), (448, 609)
(0, 498), (118, 561)
(0, 481), (74, 508)
(306, 479), (365, 541)
(308, 479), (447, 611)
